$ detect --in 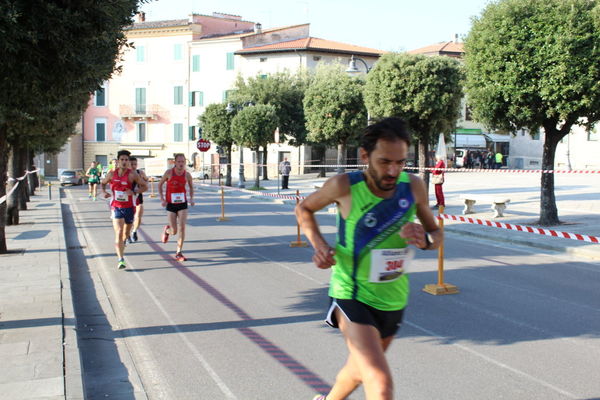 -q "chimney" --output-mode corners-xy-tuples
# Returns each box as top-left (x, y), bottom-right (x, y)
(255, 22), (262, 34)
(137, 12), (145, 23)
